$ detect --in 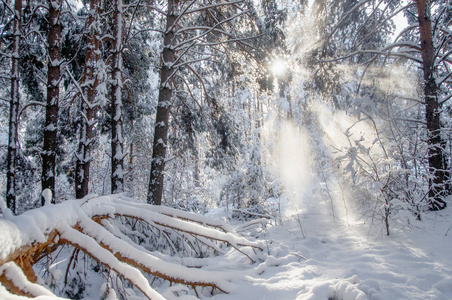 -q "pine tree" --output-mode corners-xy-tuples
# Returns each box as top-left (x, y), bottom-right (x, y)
(110, 0), (125, 194)
(147, 0), (178, 205)
(41, 0), (63, 205)
(414, 0), (447, 210)
(75, 0), (101, 199)
(6, 0), (22, 214)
